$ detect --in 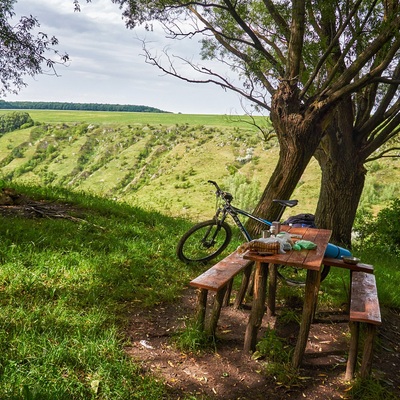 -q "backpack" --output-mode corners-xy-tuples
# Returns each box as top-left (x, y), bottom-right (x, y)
(282, 213), (316, 228)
